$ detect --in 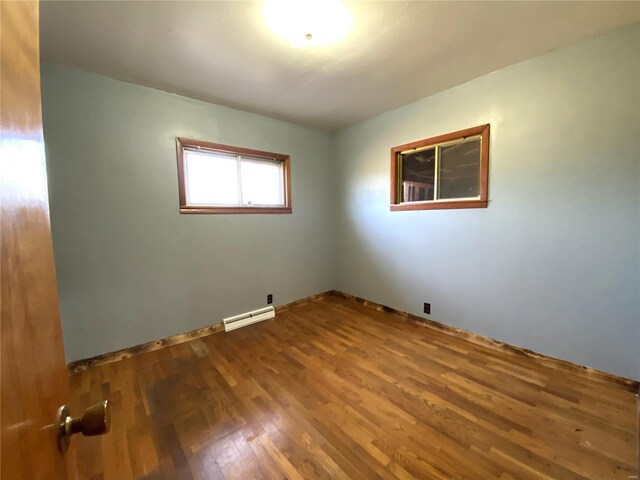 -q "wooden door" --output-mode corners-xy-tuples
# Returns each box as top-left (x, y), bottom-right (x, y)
(1, 1), (78, 478)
